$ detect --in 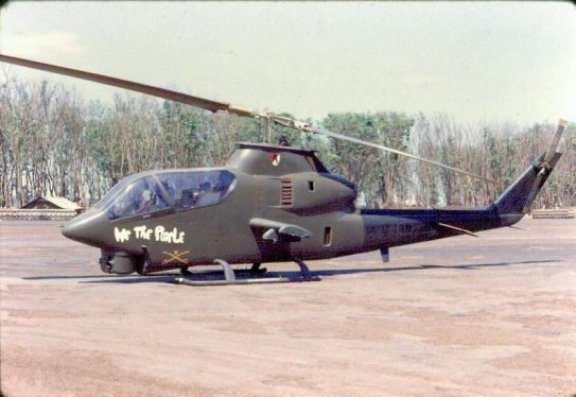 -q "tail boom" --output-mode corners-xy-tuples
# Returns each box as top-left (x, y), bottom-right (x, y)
(360, 148), (563, 251)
